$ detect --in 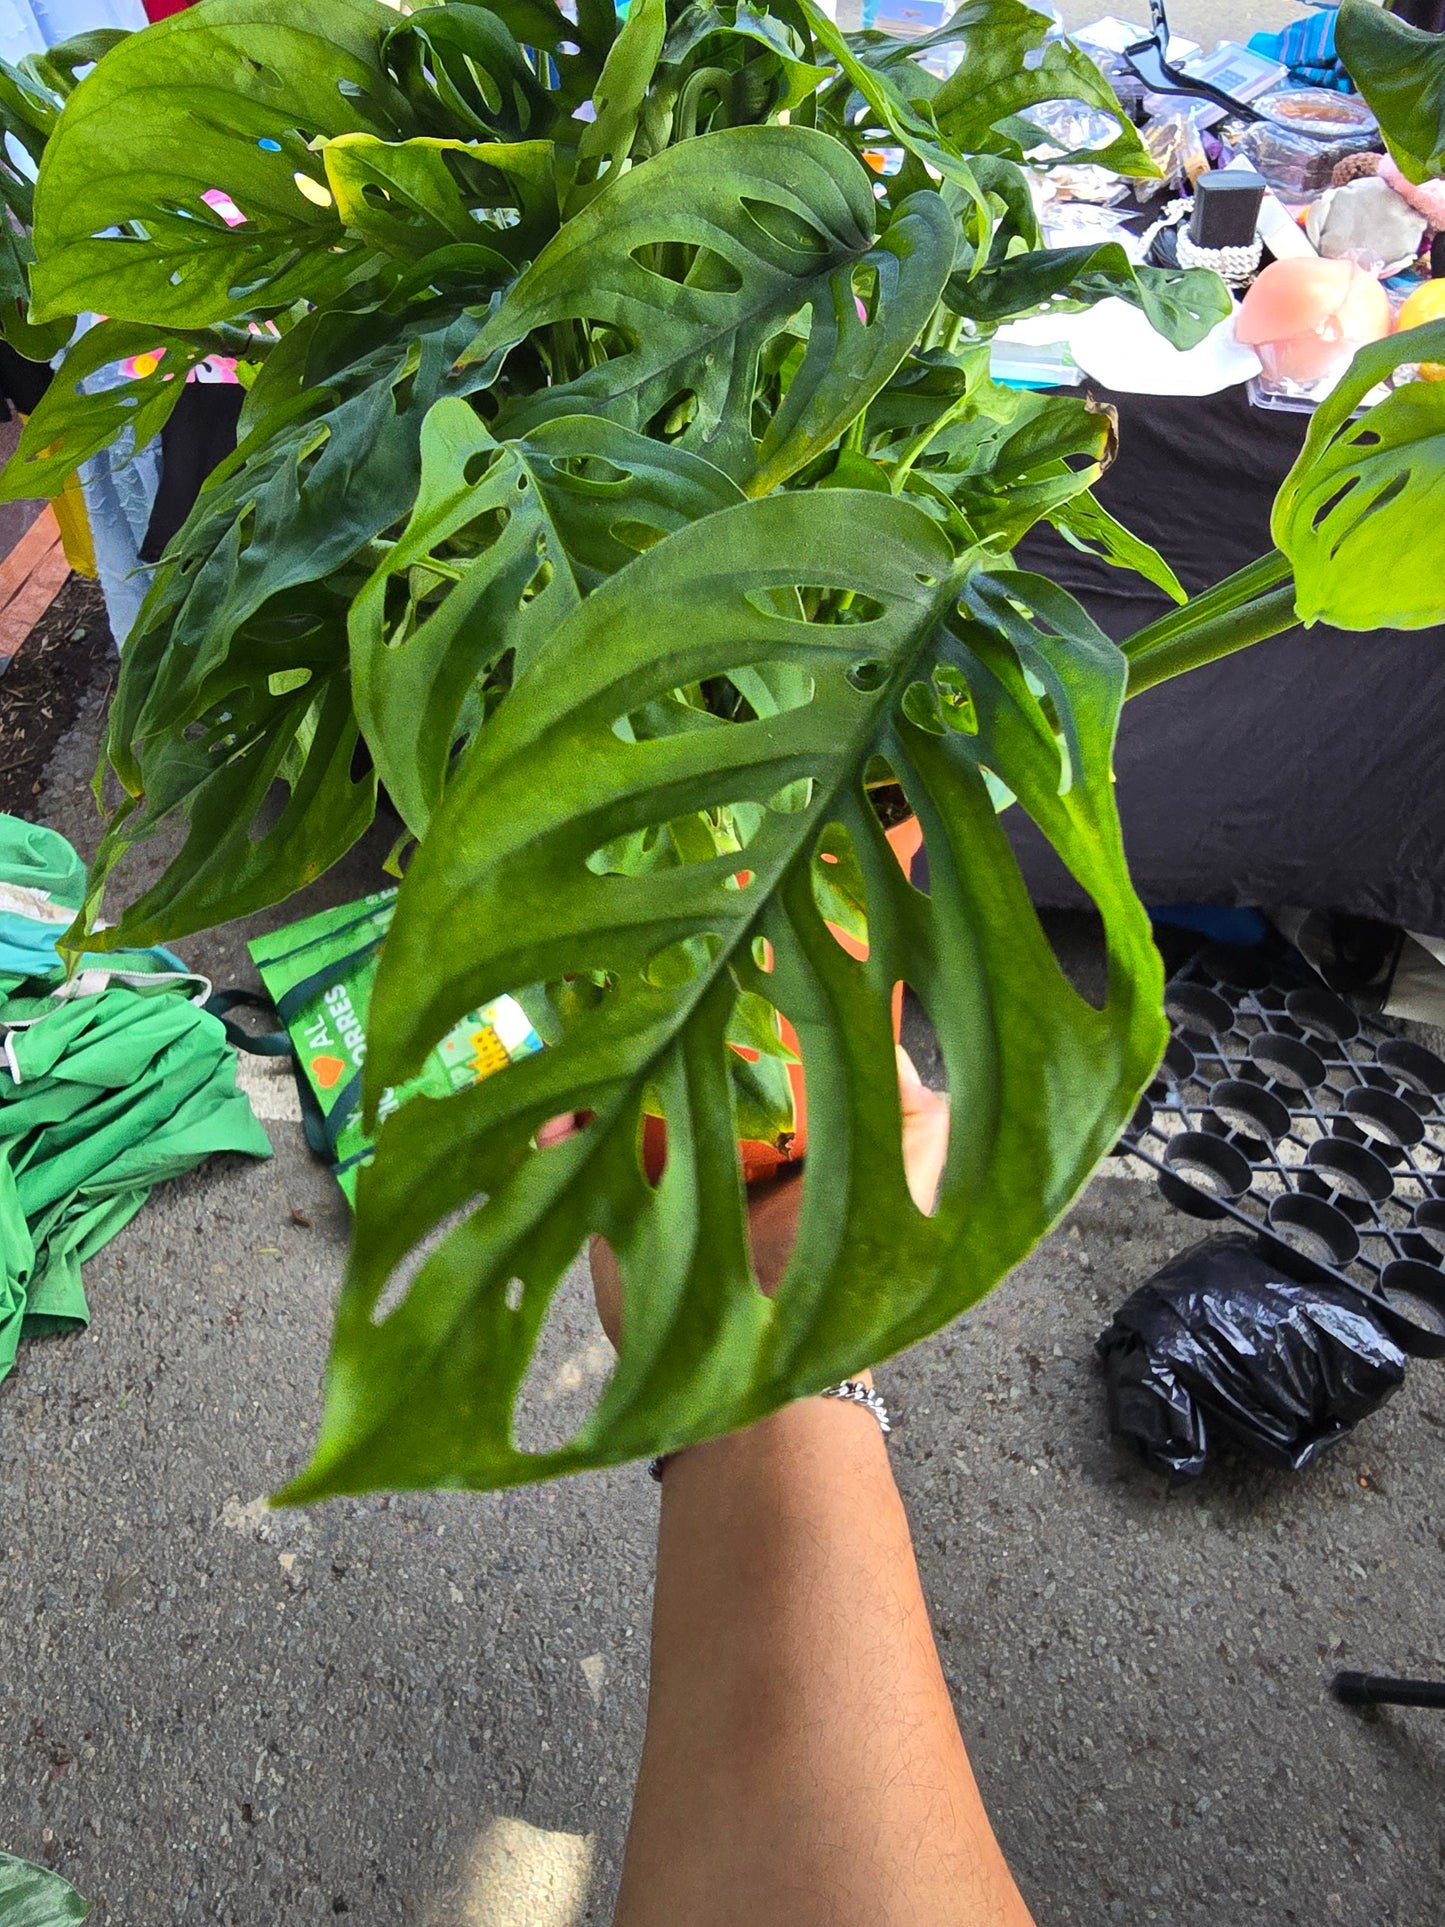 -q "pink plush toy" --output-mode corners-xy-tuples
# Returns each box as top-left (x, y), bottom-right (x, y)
(1378, 152), (1445, 232)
